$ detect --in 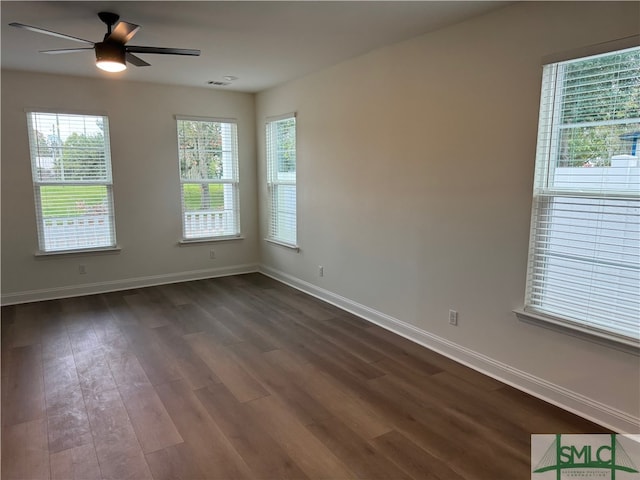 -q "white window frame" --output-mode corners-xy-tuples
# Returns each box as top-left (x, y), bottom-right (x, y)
(176, 116), (241, 242)
(518, 46), (640, 350)
(265, 113), (298, 248)
(26, 110), (117, 254)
